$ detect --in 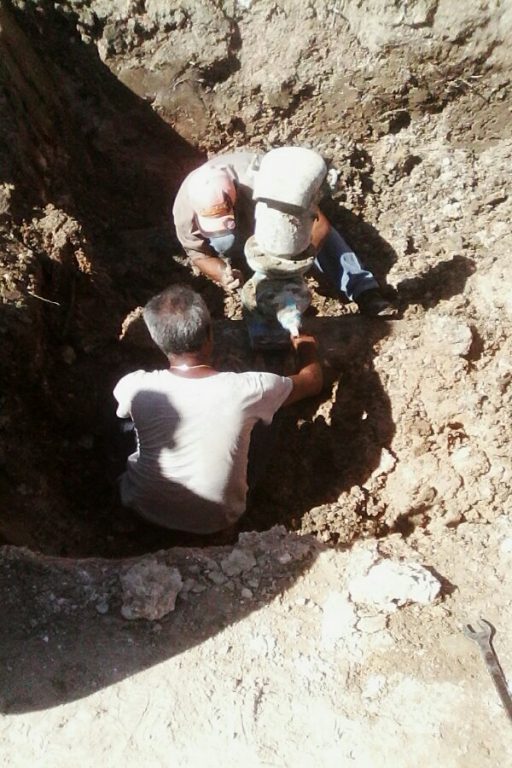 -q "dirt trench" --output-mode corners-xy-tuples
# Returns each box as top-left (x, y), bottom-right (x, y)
(0, 0), (511, 559)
